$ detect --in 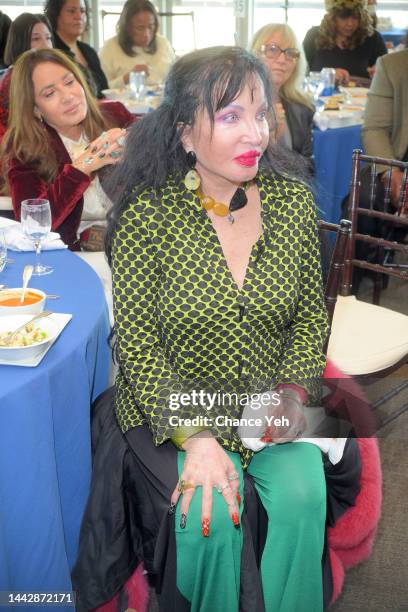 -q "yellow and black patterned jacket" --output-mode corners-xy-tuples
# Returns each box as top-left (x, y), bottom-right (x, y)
(111, 171), (329, 467)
